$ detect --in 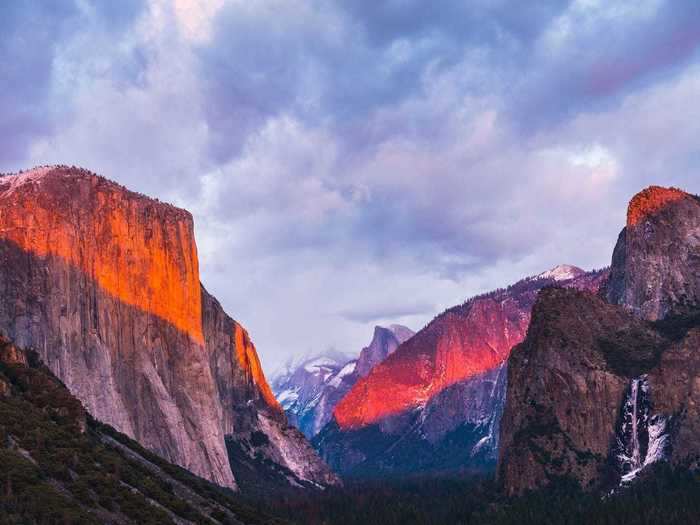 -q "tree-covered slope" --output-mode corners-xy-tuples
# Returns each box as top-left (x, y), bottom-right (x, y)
(0, 334), (285, 525)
